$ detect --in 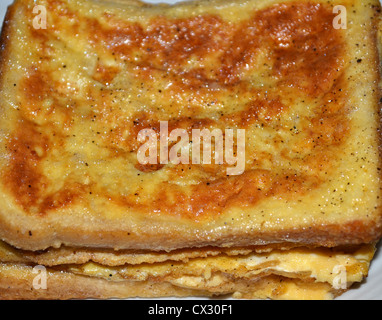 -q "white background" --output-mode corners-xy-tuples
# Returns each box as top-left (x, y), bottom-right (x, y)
(0, 0), (381, 300)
